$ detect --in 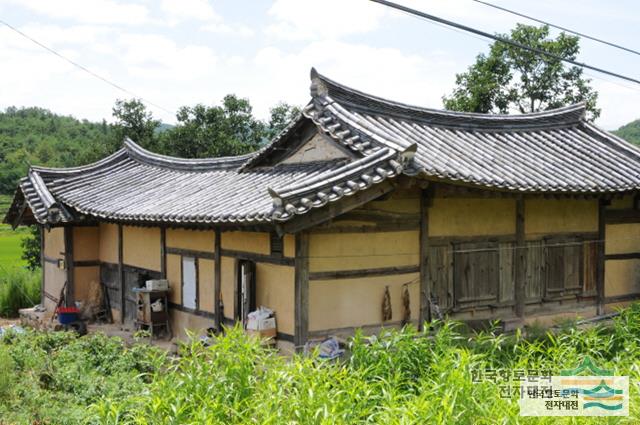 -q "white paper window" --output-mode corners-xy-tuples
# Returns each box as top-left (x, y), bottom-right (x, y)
(182, 256), (197, 309)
